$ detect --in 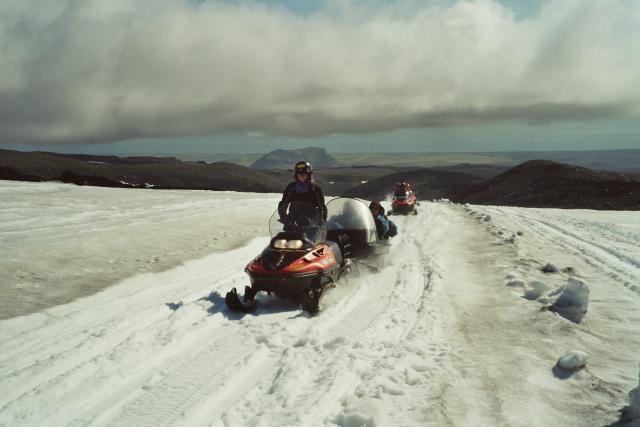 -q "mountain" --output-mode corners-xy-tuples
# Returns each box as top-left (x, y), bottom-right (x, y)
(250, 147), (338, 170)
(447, 160), (640, 210)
